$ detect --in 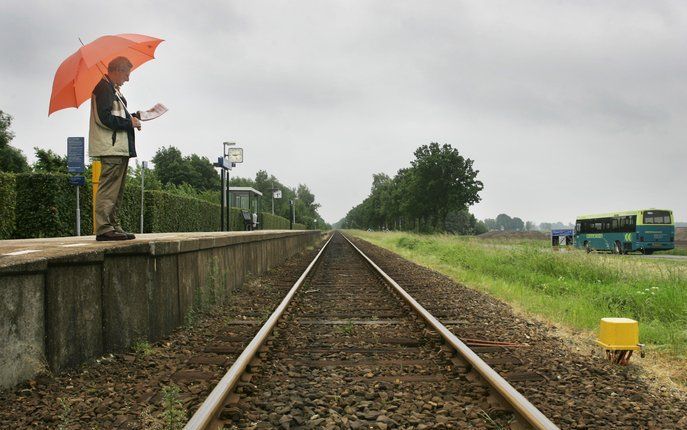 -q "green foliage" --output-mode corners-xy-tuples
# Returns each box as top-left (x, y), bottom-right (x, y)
(132, 340), (154, 357)
(0, 110), (29, 173)
(231, 170), (327, 229)
(160, 385), (186, 430)
(342, 143), (482, 233)
(0, 173), (16, 239)
(5, 172), (222, 238)
(14, 173), (79, 238)
(152, 146), (220, 191)
(33, 147), (67, 173)
(445, 209), (482, 235)
(151, 147), (326, 229)
(0, 110), (13, 147)
(144, 190), (221, 232)
(260, 212), (291, 230)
